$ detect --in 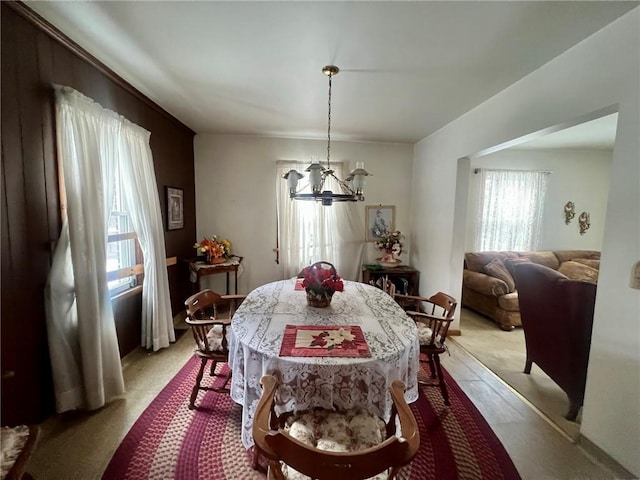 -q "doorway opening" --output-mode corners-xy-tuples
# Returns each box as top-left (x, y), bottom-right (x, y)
(452, 108), (618, 439)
